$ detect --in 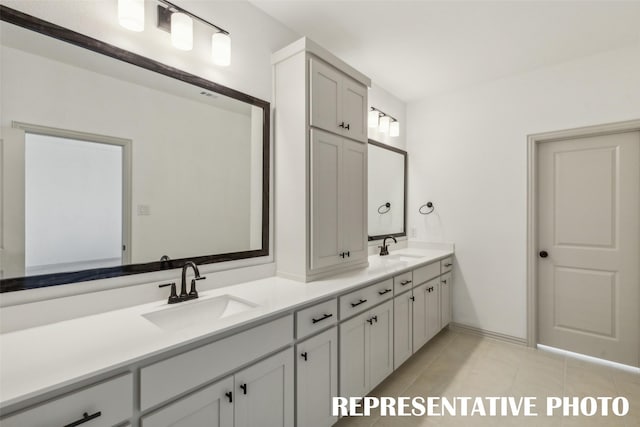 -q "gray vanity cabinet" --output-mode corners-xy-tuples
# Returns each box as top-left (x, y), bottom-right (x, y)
(296, 327), (338, 427)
